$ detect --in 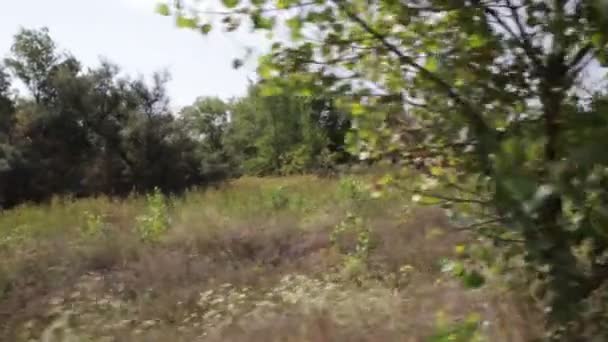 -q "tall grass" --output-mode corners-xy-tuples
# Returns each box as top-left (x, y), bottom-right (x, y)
(0, 175), (541, 341)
